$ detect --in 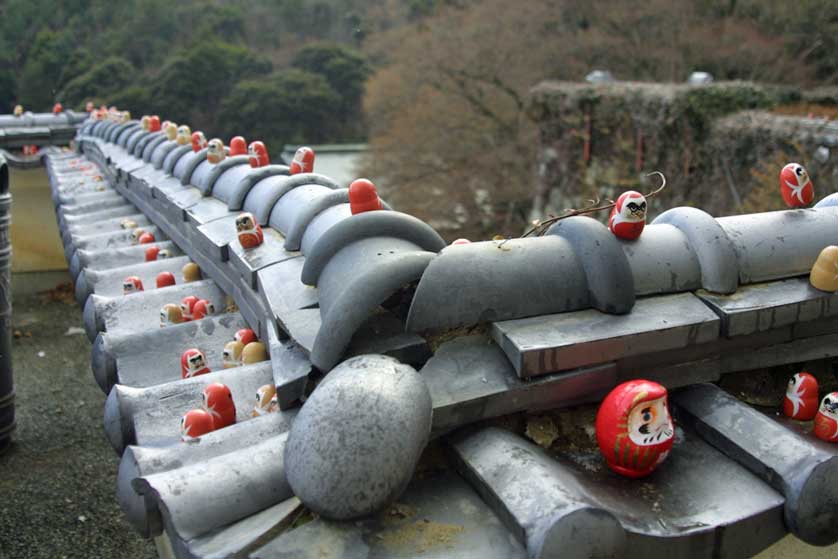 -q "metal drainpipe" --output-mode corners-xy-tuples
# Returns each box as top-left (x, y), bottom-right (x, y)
(0, 155), (13, 454)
